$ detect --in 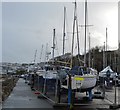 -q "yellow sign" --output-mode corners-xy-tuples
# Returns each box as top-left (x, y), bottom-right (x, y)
(74, 77), (84, 81)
